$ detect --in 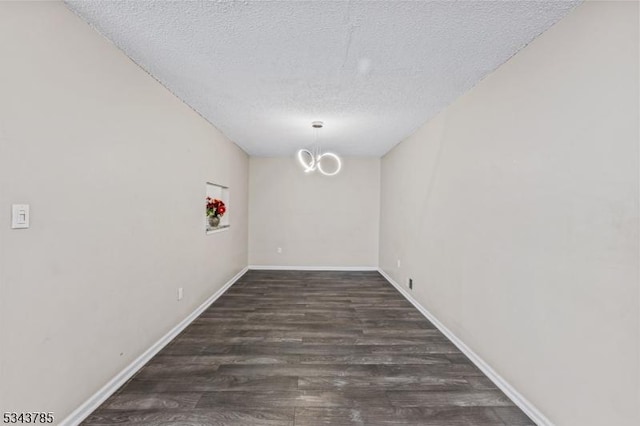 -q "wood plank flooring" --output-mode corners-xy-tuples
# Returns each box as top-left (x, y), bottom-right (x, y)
(83, 270), (534, 425)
